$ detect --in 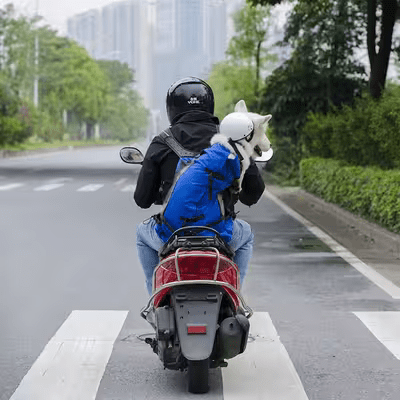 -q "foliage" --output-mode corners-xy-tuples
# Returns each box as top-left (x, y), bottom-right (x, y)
(38, 30), (111, 124)
(248, 0), (400, 99)
(207, 2), (278, 119)
(0, 6), (149, 146)
(300, 157), (400, 233)
(303, 85), (400, 169)
(98, 60), (148, 141)
(101, 86), (148, 141)
(96, 60), (134, 95)
(261, 0), (367, 139)
(263, 131), (303, 186)
(227, 3), (276, 100)
(207, 62), (258, 119)
(256, 0), (368, 182)
(0, 4), (36, 99)
(0, 83), (32, 145)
